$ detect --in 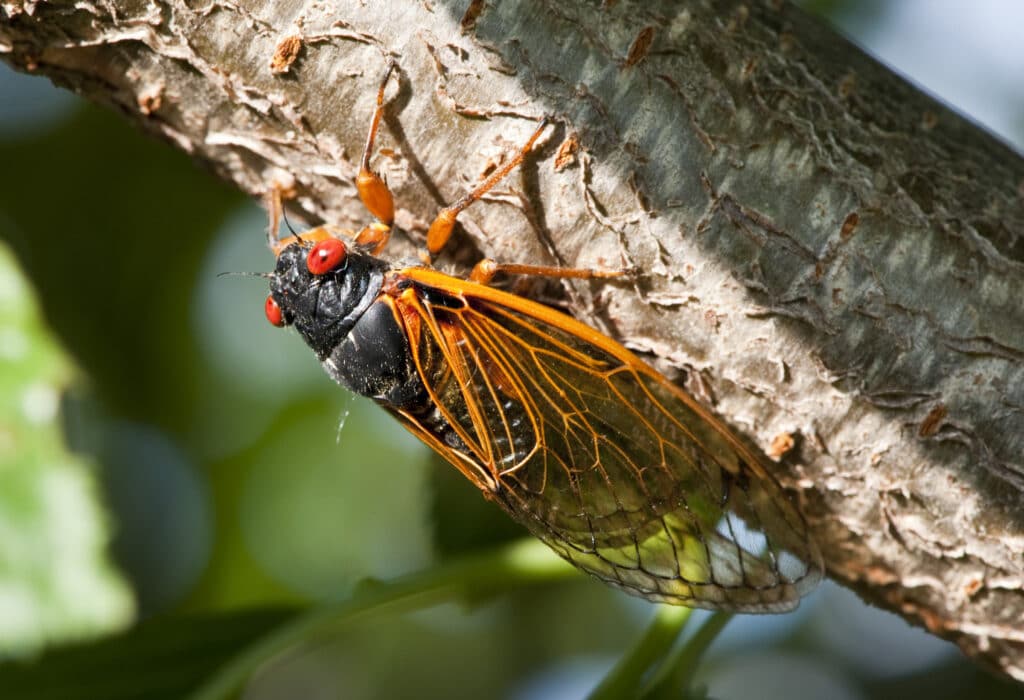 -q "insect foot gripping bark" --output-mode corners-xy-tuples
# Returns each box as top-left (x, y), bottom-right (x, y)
(261, 61), (823, 613)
